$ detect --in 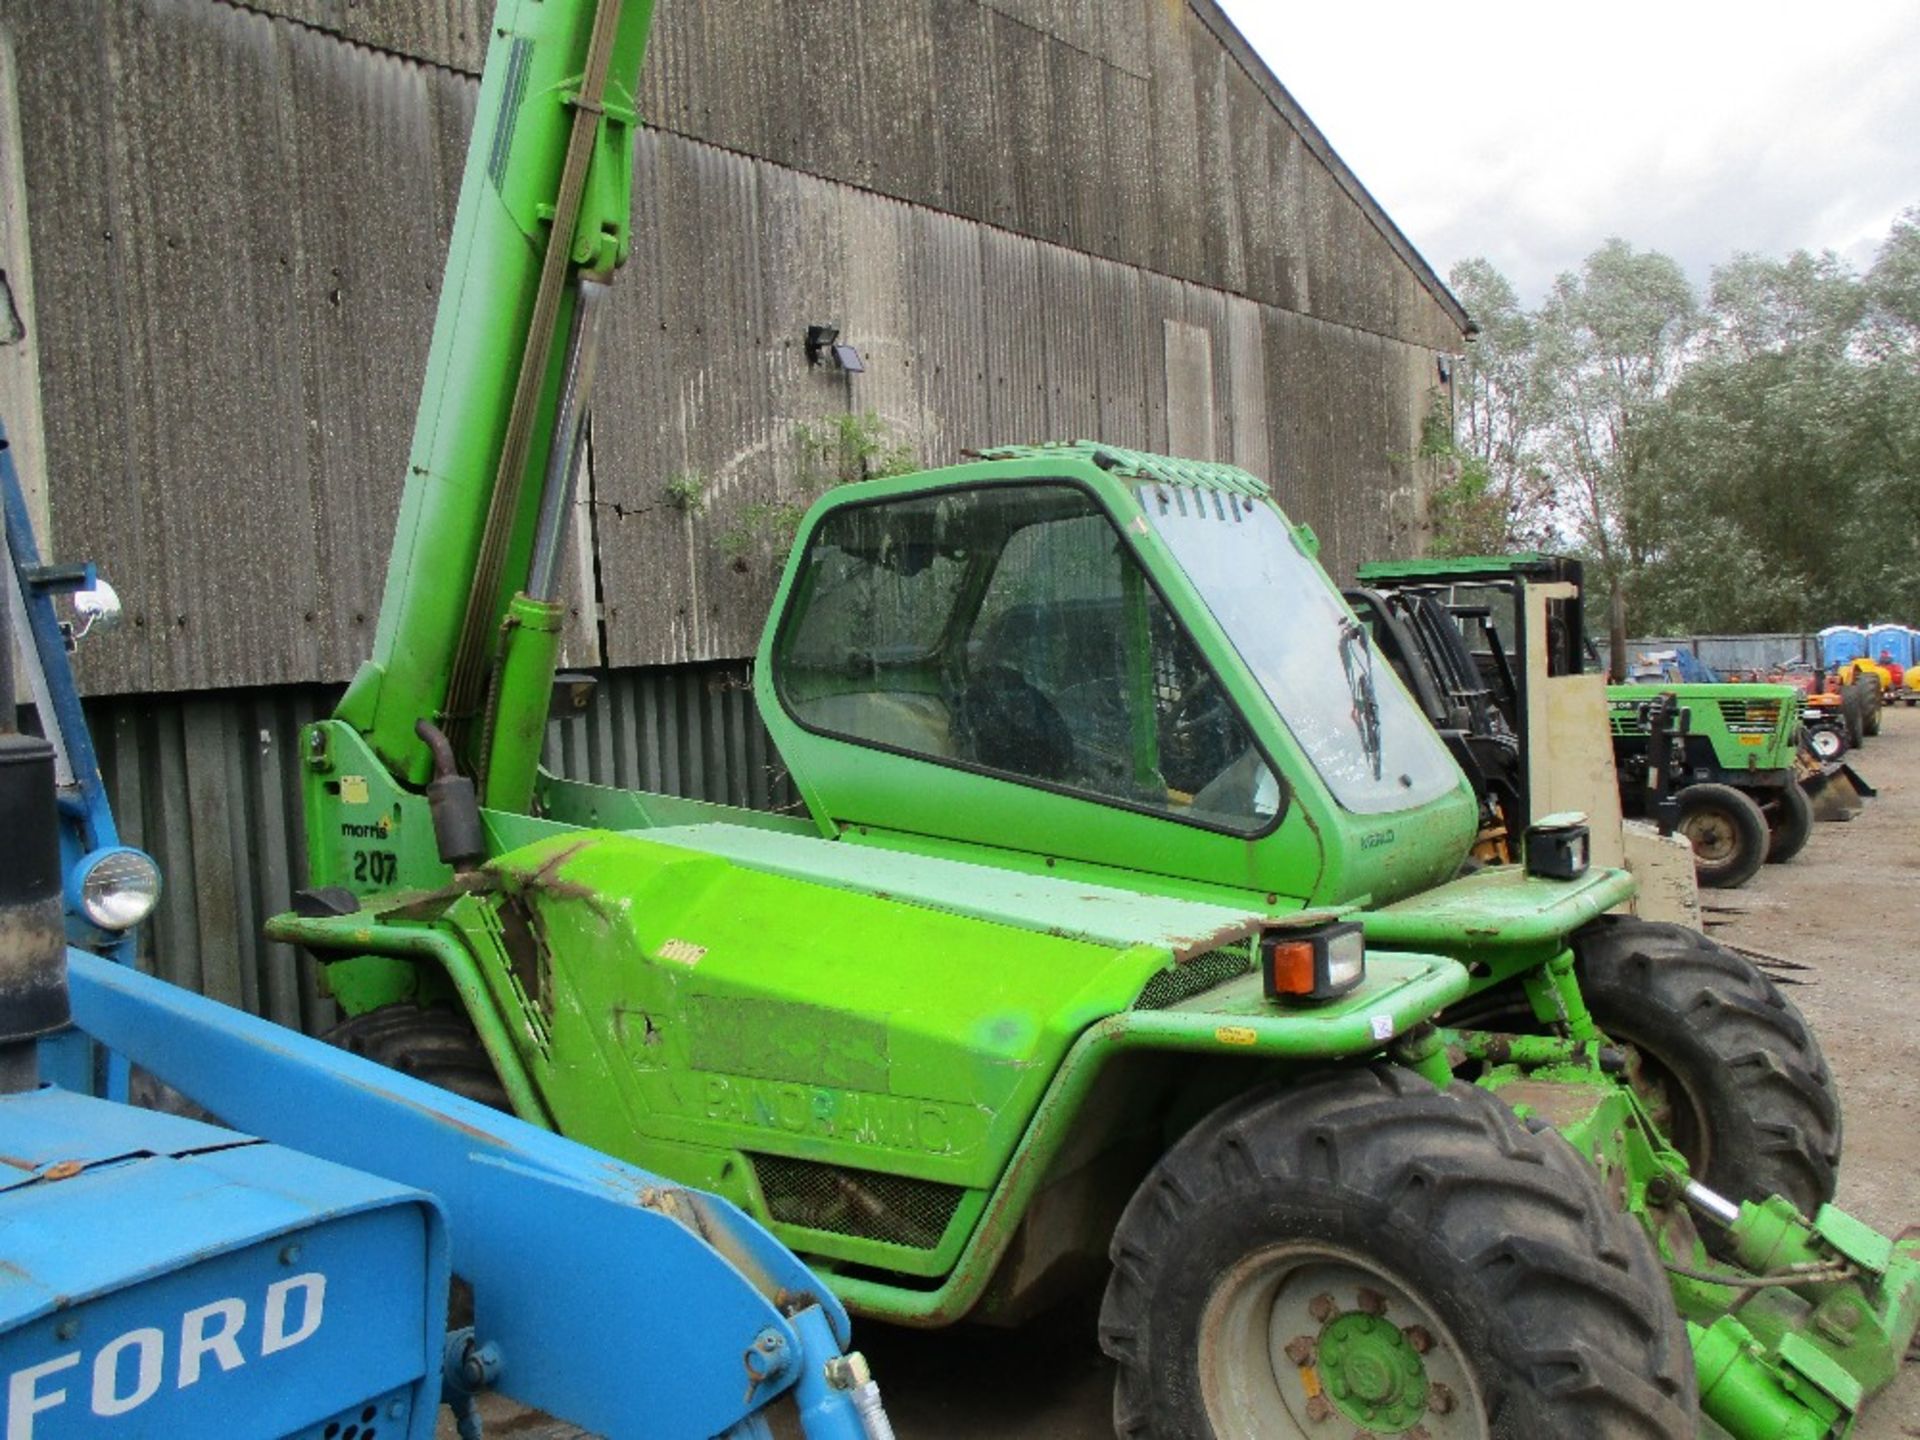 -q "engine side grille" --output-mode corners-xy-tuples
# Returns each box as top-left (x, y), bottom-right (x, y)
(1716, 698), (1784, 734)
(1133, 944), (1255, 1010)
(751, 1154), (964, 1250)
